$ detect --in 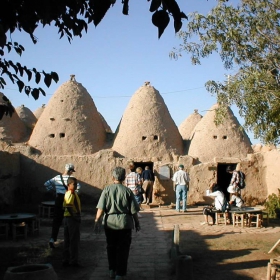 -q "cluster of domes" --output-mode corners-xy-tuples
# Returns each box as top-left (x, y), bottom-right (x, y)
(0, 76), (253, 162)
